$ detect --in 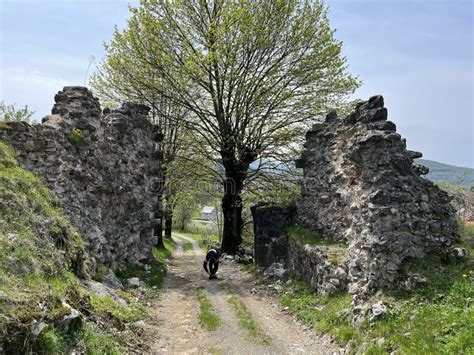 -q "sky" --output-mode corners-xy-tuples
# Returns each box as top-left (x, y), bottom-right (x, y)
(0, 0), (473, 167)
